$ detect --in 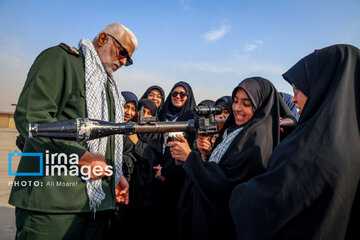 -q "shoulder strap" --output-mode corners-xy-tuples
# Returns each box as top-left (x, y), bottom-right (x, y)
(59, 43), (81, 56)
